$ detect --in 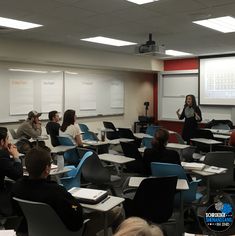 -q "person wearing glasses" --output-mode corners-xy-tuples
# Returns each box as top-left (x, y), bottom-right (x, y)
(0, 127), (23, 216)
